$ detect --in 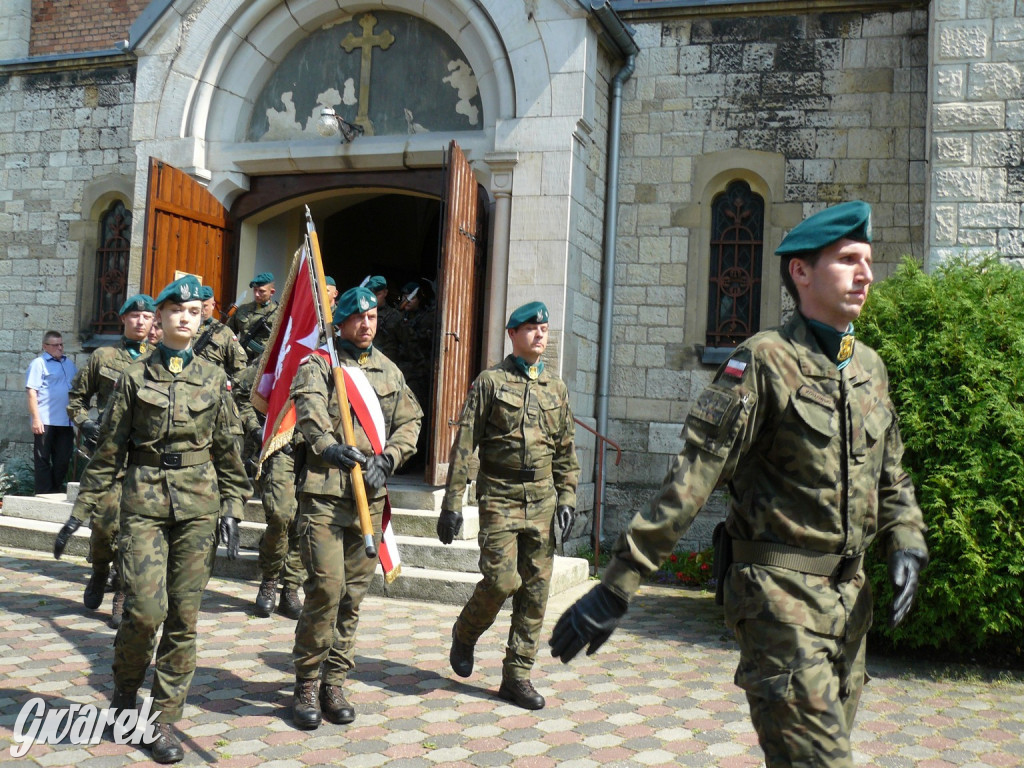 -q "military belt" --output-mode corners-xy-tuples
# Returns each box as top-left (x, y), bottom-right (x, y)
(732, 540), (863, 582)
(129, 449), (212, 469)
(480, 461), (552, 482)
